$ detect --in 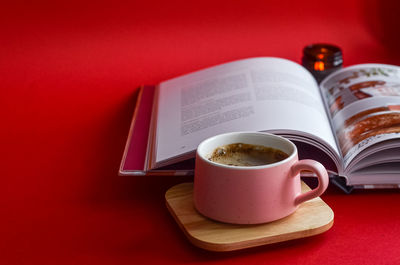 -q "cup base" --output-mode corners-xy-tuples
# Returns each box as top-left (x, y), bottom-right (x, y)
(194, 204), (299, 225)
